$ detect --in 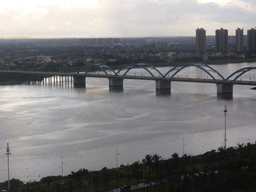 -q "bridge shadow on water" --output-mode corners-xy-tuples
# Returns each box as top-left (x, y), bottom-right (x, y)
(109, 87), (124, 92)
(156, 89), (171, 96)
(217, 93), (233, 100)
(109, 87), (172, 96)
(74, 84), (86, 89)
(73, 84), (232, 99)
